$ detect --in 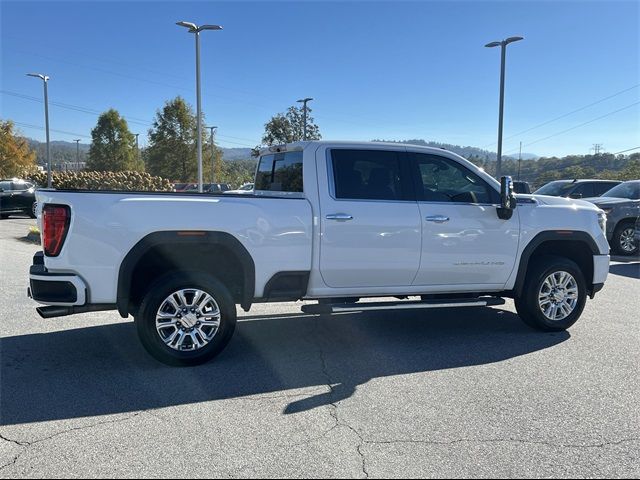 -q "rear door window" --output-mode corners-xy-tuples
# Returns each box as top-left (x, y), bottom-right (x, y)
(255, 151), (303, 192)
(330, 149), (409, 201)
(593, 182), (618, 196)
